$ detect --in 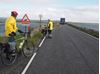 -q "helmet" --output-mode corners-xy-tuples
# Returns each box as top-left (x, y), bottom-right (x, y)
(11, 11), (18, 17)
